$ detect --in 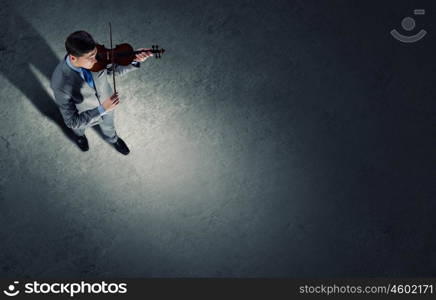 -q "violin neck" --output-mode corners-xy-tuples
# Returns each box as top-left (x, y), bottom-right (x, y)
(134, 49), (158, 54)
